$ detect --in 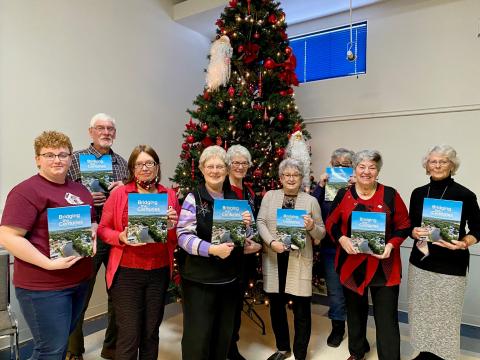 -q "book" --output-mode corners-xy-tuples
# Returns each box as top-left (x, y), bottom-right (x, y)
(127, 193), (168, 244)
(421, 198), (462, 243)
(351, 211), (386, 255)
(79, 154), (114, 193)
(47, 205), (93, 258)
(212, 199), (249, 247)
(325, 167), (354, 201)
(276, 208), (307, 250)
